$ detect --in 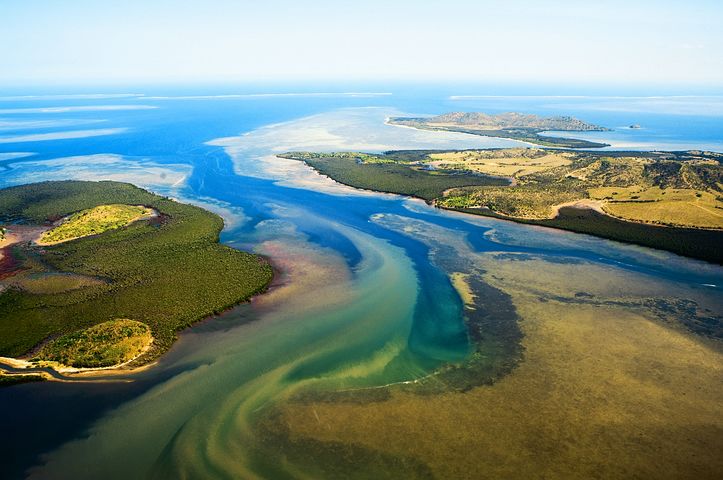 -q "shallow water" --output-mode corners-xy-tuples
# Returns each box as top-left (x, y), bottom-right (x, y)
(0, 90), (721, 479)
